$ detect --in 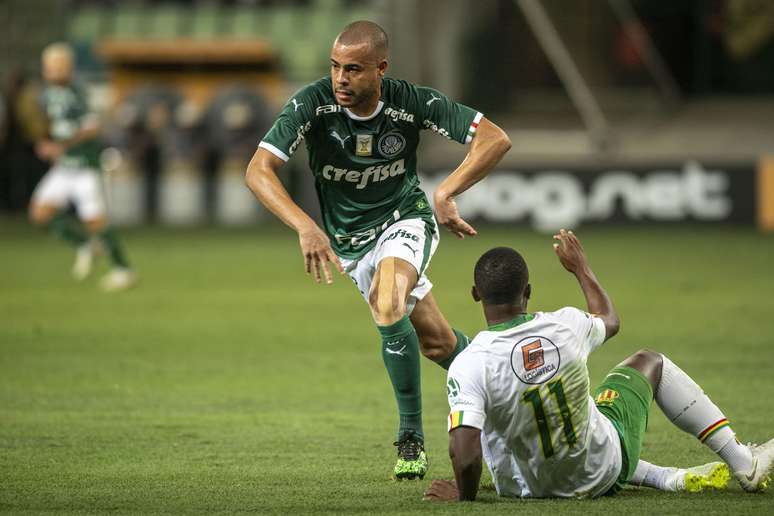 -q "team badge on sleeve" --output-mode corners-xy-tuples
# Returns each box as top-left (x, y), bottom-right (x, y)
(447, 377), (461, 400)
